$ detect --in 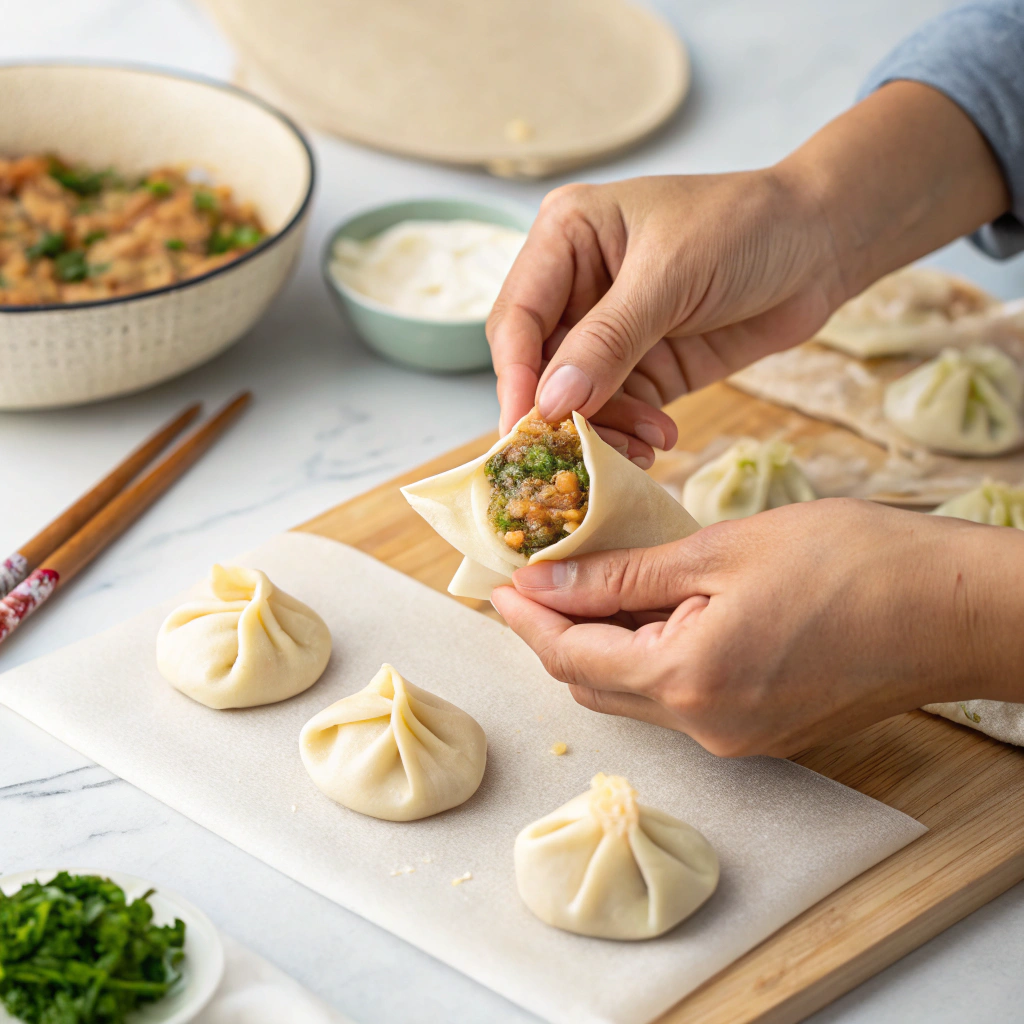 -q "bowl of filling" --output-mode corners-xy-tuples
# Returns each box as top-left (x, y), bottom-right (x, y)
(323, 197), (532, 373)
(0, 64), (315, 409)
